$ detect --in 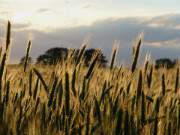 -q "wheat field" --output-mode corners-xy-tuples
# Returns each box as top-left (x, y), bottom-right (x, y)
(0, 22), (179, 135)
